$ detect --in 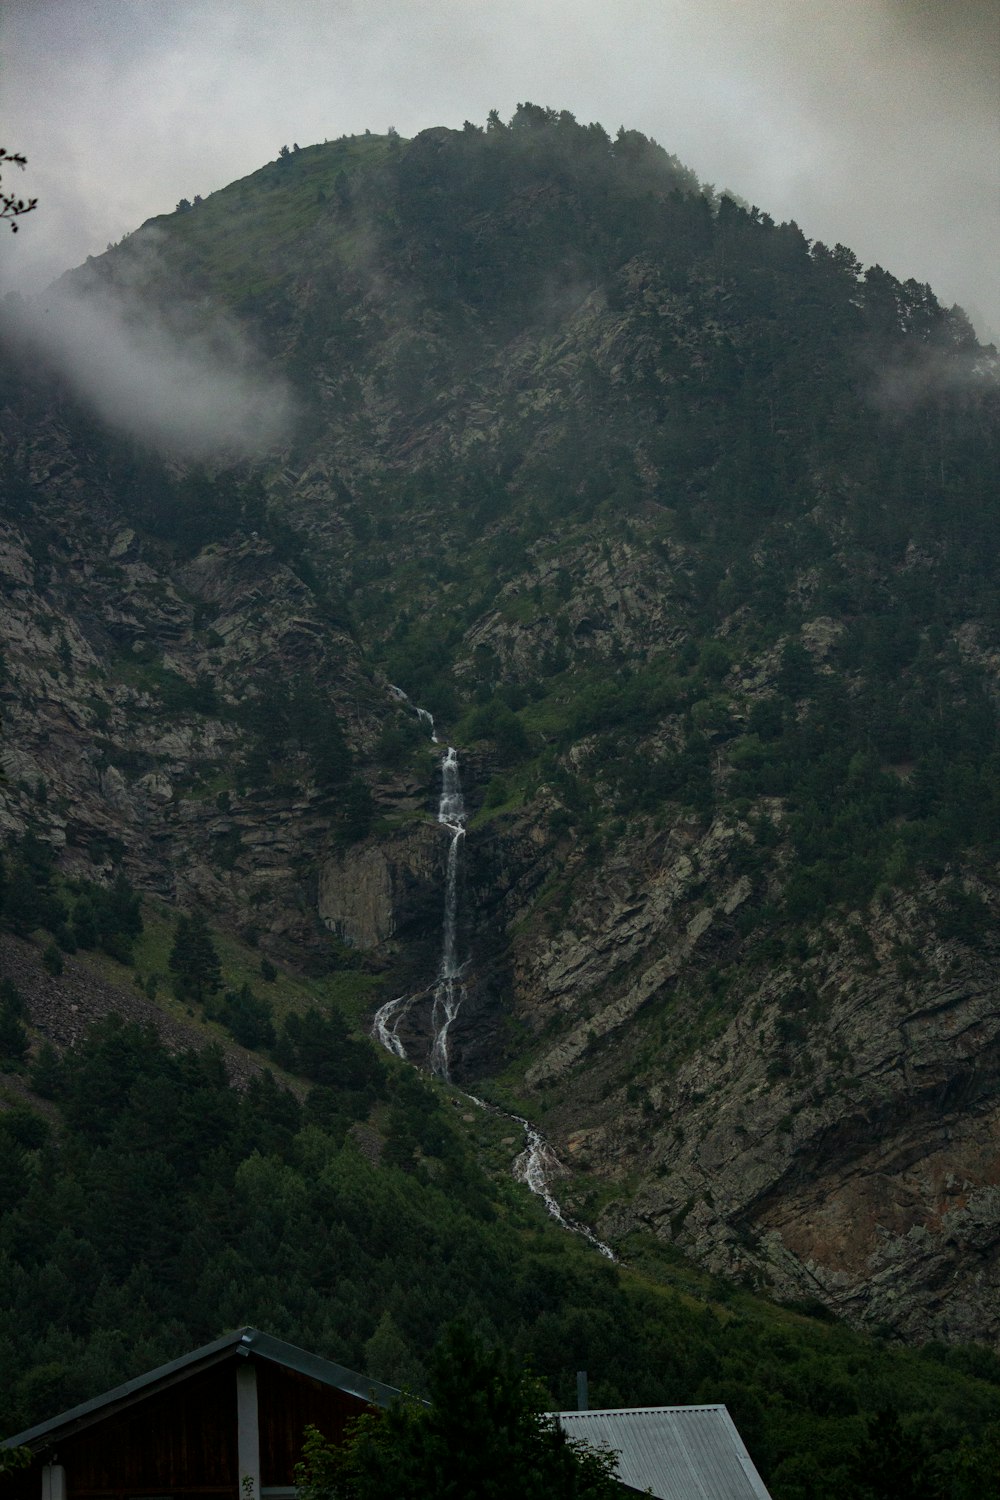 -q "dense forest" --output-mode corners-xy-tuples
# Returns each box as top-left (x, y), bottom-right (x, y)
(1, 981), (999, 1498)
(1, 105), (999, 1496)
